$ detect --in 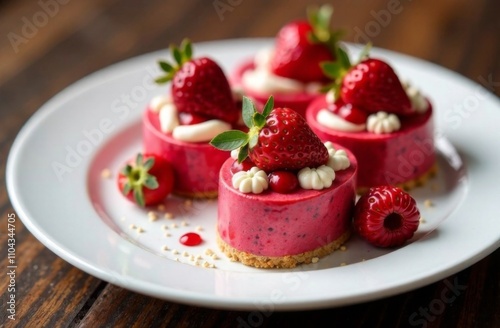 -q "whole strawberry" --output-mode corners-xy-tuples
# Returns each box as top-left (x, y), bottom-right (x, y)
(341, 58), (412, 115)
(353, 186), (420, 247)
(270, 5), (343, 83)
(322, 46), (413, 116)
(210, 96), (328, 172)
(155, 39), (239, 124)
